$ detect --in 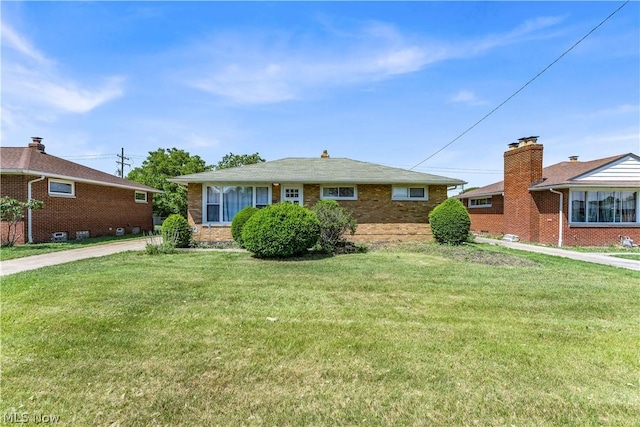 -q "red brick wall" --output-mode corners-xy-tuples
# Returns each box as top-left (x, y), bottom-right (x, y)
(189, 183), (447, 242)
(503, 143), (543, 242)
(462, 195), (505, 236)
(1, 175), (31, 244)
(1, 174), (154, 243)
